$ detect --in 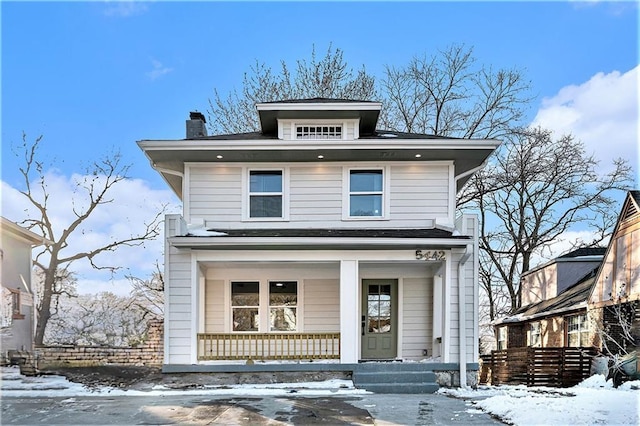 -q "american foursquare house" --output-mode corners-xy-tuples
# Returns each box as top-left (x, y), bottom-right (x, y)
(138, 98), (500, 391)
